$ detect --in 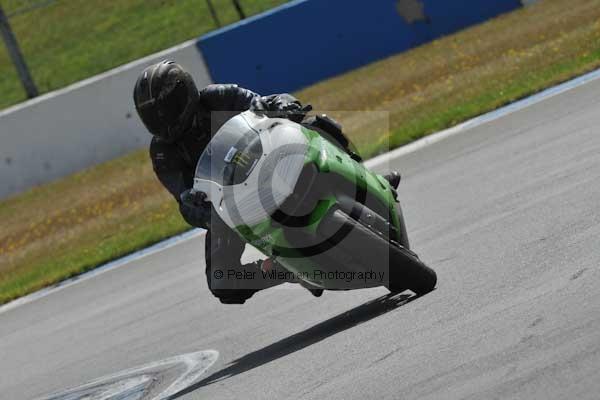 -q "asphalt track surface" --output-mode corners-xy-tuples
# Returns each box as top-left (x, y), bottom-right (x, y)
(2, 77), (600, 400)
